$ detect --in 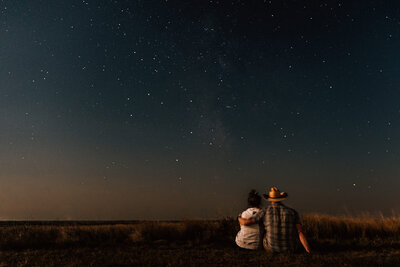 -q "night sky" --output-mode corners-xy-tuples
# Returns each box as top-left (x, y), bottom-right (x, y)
(1, 0), (400, 220)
